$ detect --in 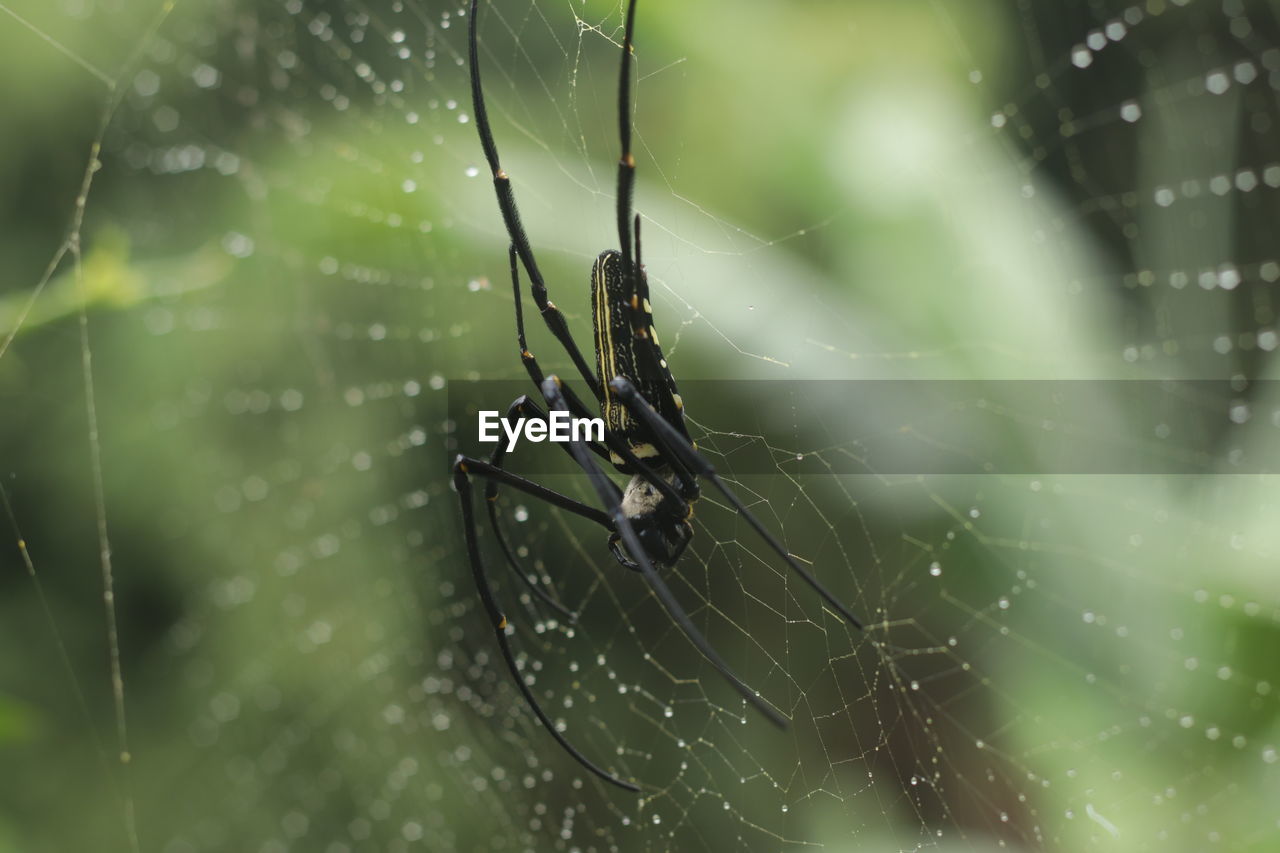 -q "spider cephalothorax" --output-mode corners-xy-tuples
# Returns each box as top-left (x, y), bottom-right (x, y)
(608, 471), (693, 570)
(453, 0), (864, 793)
